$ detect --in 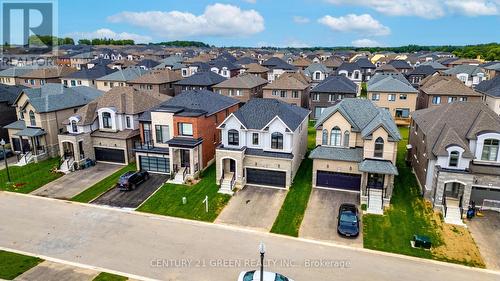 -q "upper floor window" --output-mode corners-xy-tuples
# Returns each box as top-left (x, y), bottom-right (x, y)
(228, 129), (239, 146)
(353, 71), (360, 80)
(482, 139), (499, 161)
(252, 133), (259, 145)
(271, 132), (284, 150)
(432, 96), (441, 105)
(313, 93), (320, 101)
(29, 110), (36, 126)
(126, 116), (132, 129)
(178, 123), (193, 136)
(399, 94), (407, 100)
(322, 129), (328, 145)
(314, 72), (321, 80)
(292, 91), (299, 99)
(330, 127), (341, 146)
(343, 131), (350, 147)
(155, 125), (170, 144)
(71, 120), (77, 133)
(371, 93), (380, 101)
(374, 137), (384, 158)
(449, 151), (459, 167)
(102, 112), (112, 129)
(388, 94), (396, 101)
